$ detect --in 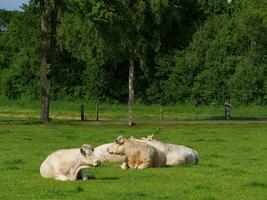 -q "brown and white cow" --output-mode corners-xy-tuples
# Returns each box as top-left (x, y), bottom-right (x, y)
(142, 134), (199, 165)
(107, 136), (166, 169)
(40, 144), (101, 181)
